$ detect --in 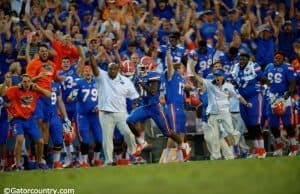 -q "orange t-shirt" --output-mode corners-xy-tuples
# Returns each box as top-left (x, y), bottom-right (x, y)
(52, 40), (79, 70)
(26, 58), (58, 91)
(5, 86), (40, 119)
